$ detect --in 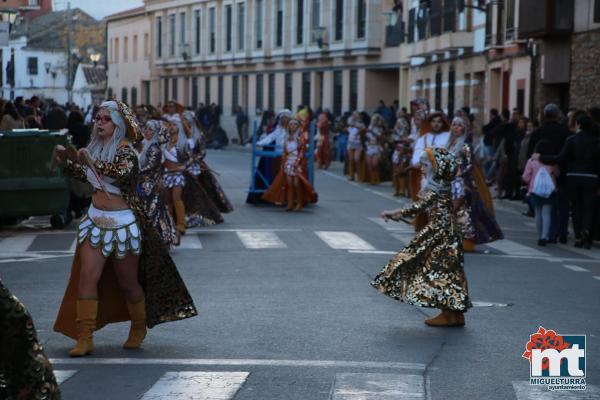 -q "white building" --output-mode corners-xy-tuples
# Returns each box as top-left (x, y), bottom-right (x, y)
(1, 33), (69, 103)
(72, 63), (107, 110)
